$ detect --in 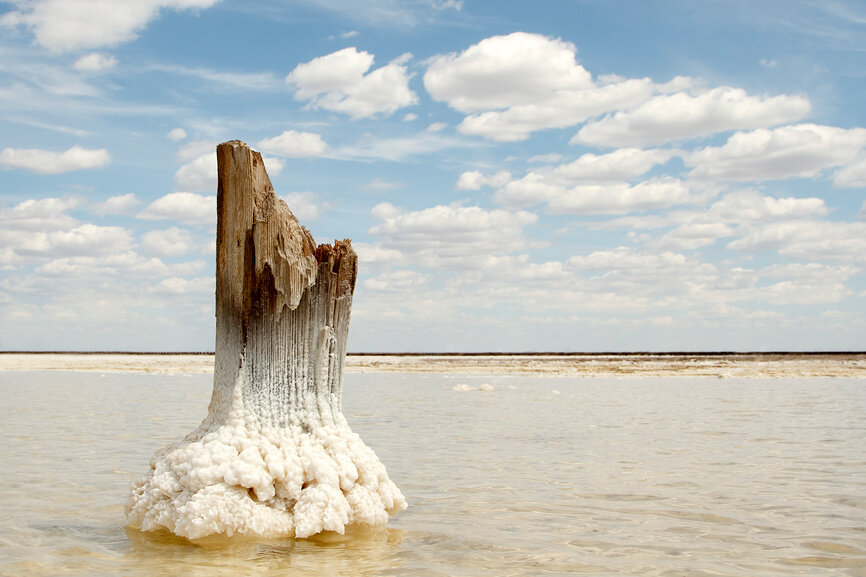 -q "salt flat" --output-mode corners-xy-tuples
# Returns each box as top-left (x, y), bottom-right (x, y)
(1, 352), (863, 378)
